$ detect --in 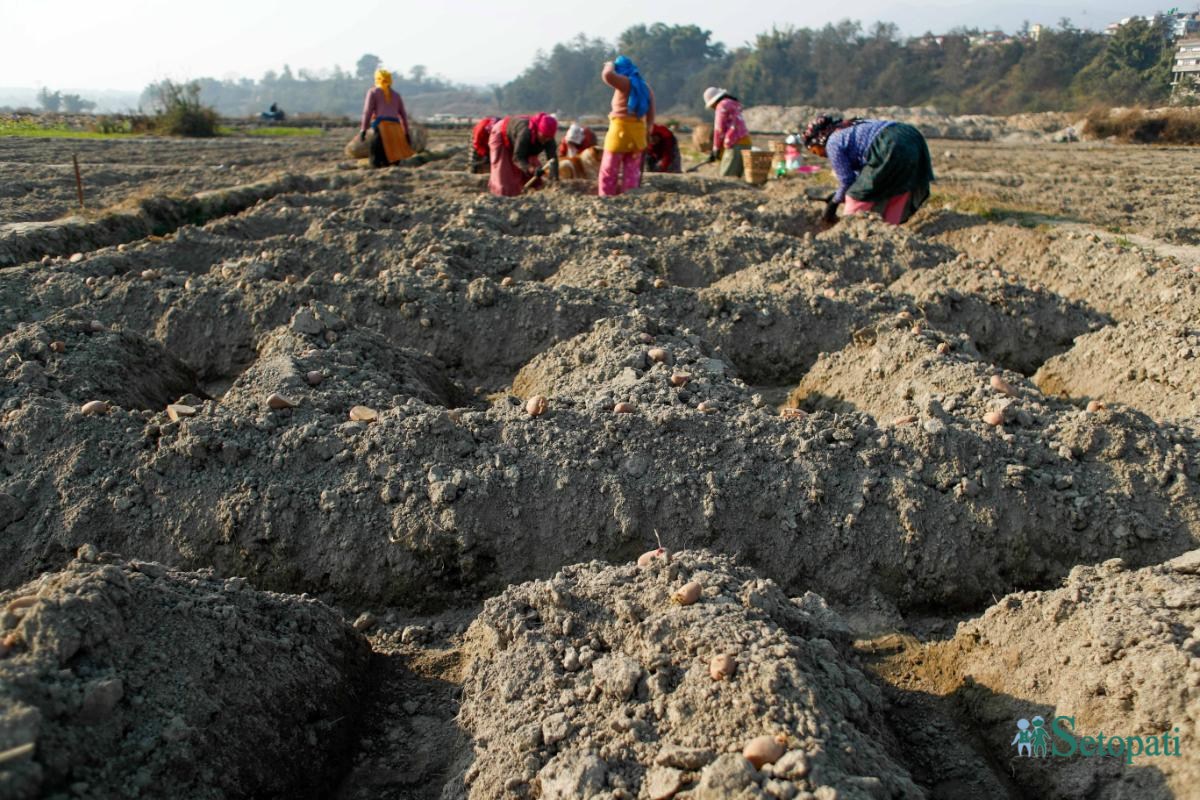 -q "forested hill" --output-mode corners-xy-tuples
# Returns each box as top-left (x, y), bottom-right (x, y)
(500, 18), (1179, 116)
